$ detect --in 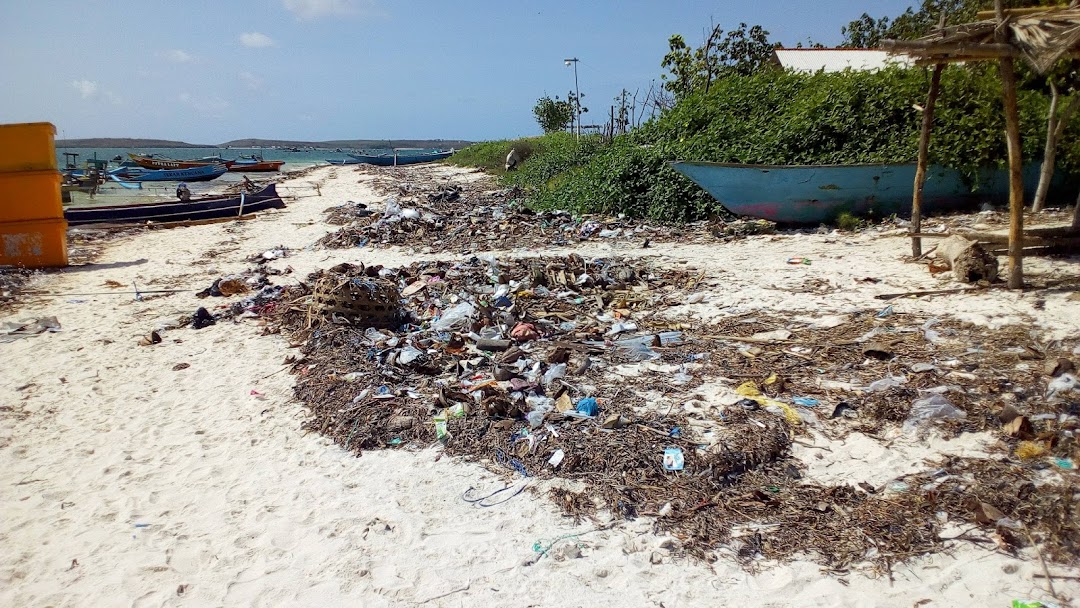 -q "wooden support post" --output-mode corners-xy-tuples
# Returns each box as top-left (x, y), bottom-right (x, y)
(997, 0), (1025, 289)
(912, 63), (944, 258)
(1073, 188), (1080, 229)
